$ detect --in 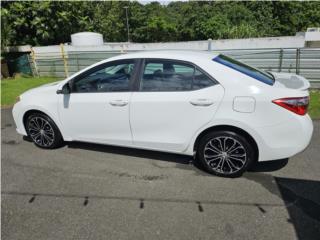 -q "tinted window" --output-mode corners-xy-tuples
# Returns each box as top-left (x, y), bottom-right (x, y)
(213, 54), (274, 85)
(140, 60), (213, 91)
(193, 69), (214, 90)
(144, 63), (163, 74)
(73, 61), (134, 93)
